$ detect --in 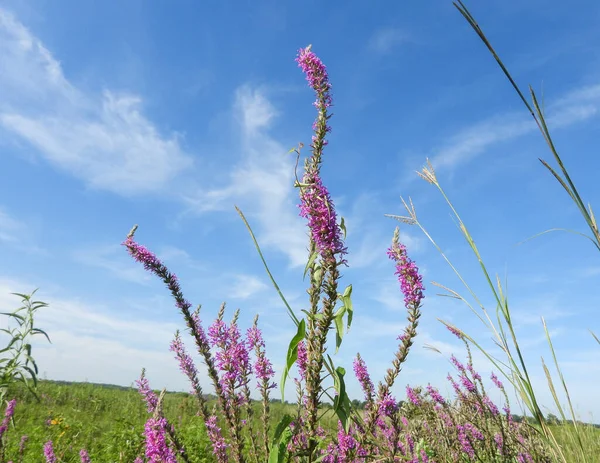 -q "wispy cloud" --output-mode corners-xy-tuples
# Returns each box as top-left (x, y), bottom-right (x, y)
(183, 85), (308, 267)
(0, 8), (194, 196)
(368, 27), (411, 55)
(228, 274), (267, 300)
(72, 244), (151, 285)
(430, 83), (600, 170)
(0, 206), (23, 243)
